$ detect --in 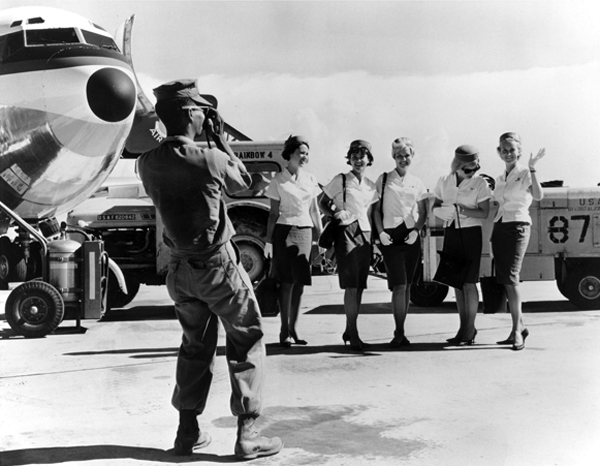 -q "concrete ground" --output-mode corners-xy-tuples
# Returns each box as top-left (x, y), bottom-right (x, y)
(1, 275), (599, 466)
